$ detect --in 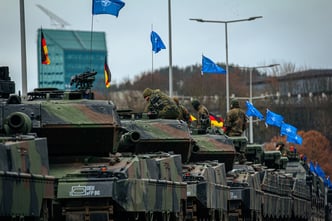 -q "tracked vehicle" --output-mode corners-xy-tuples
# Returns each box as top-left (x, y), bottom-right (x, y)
(120, 119), (236, 221)
(0, 66), (55, 220)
